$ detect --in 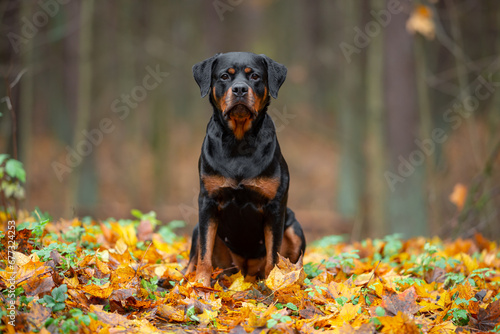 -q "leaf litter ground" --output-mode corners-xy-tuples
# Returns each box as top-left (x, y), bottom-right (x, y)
(1, 211), (500, 333)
